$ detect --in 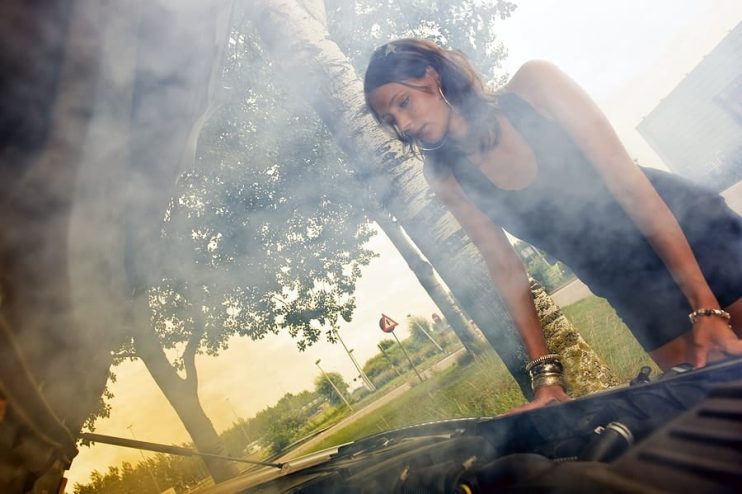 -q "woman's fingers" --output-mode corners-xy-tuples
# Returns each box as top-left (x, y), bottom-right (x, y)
(693, 323), (742, 368)
(720, 338), (742, 356)
(498, 385), (570, 416)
